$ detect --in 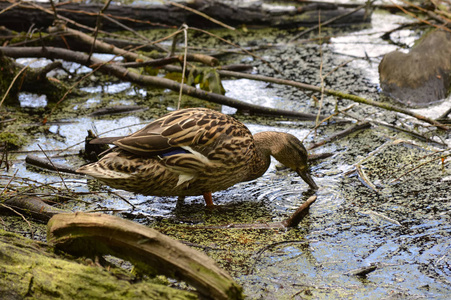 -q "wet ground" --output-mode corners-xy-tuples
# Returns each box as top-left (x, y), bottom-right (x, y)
(1, 4), (451, 300)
